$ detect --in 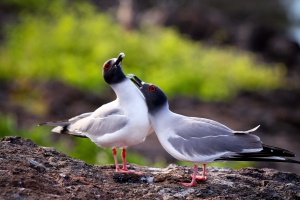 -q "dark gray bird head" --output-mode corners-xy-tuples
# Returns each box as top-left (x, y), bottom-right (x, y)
(128, 74), (168, 114)
(102, 52), (126, 84)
